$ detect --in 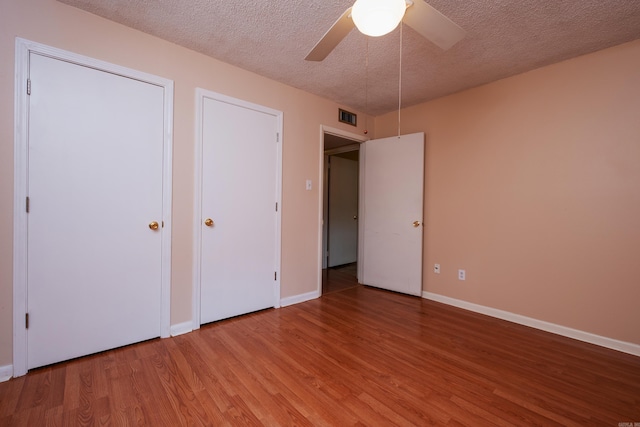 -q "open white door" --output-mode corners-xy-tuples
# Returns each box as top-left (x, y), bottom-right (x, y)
(359, 133), (424, 296)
